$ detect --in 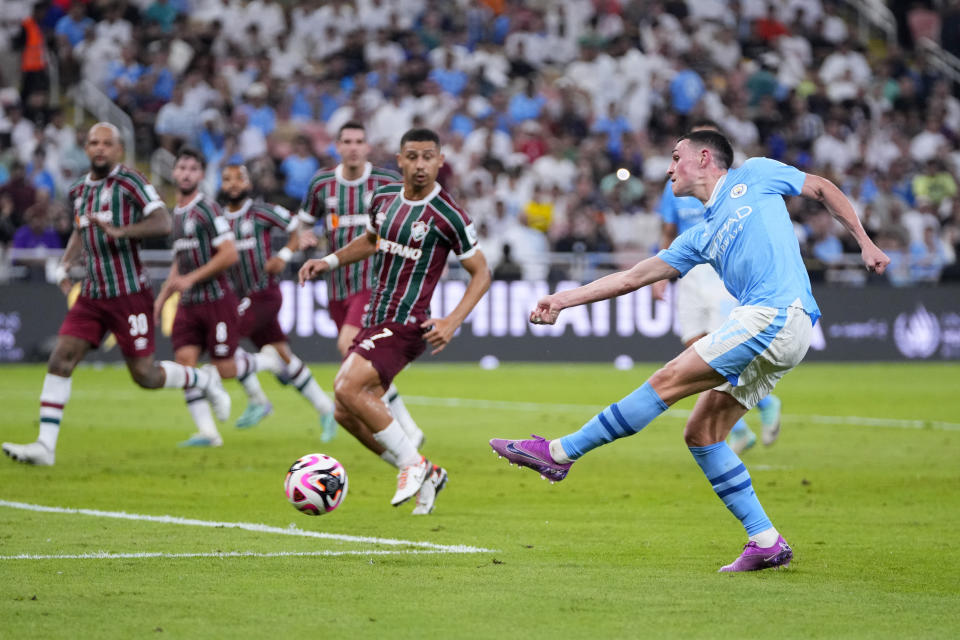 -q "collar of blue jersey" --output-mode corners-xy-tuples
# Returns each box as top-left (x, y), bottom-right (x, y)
(174, 191), (204, 214)
(224, 198), (252, 220)
(401, 182), (441, 206)
(703, 173), (727, 210)
(84, 163), (121, 186)
(335, 161), (372, 186)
